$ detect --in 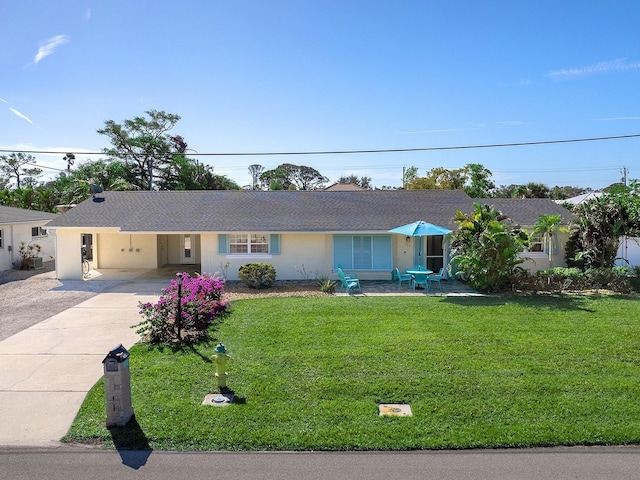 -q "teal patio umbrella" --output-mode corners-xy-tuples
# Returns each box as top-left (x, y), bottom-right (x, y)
(388, 221), (453, 269)
(388, 221), (452, 237)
